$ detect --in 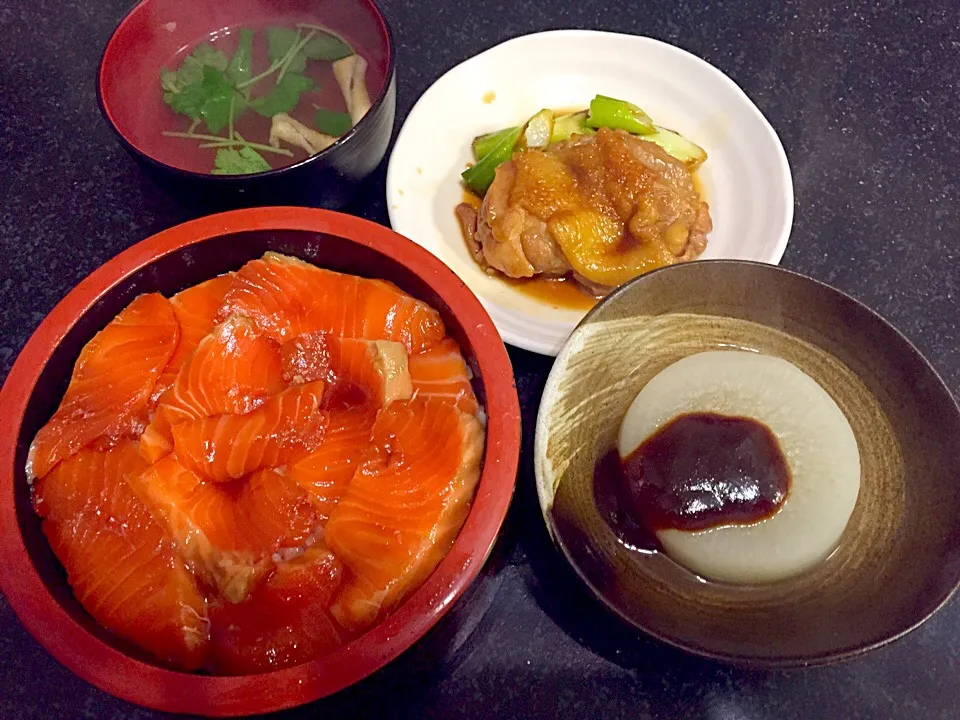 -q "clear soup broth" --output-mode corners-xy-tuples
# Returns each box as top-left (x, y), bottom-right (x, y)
(148, 19), (385, 174)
